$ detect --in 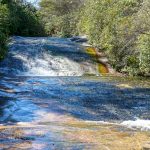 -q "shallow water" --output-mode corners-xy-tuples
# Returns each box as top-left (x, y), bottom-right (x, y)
(0, 76), (150, 124)
(0, 36), (97, 76)
(0, 37), (150, 150)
